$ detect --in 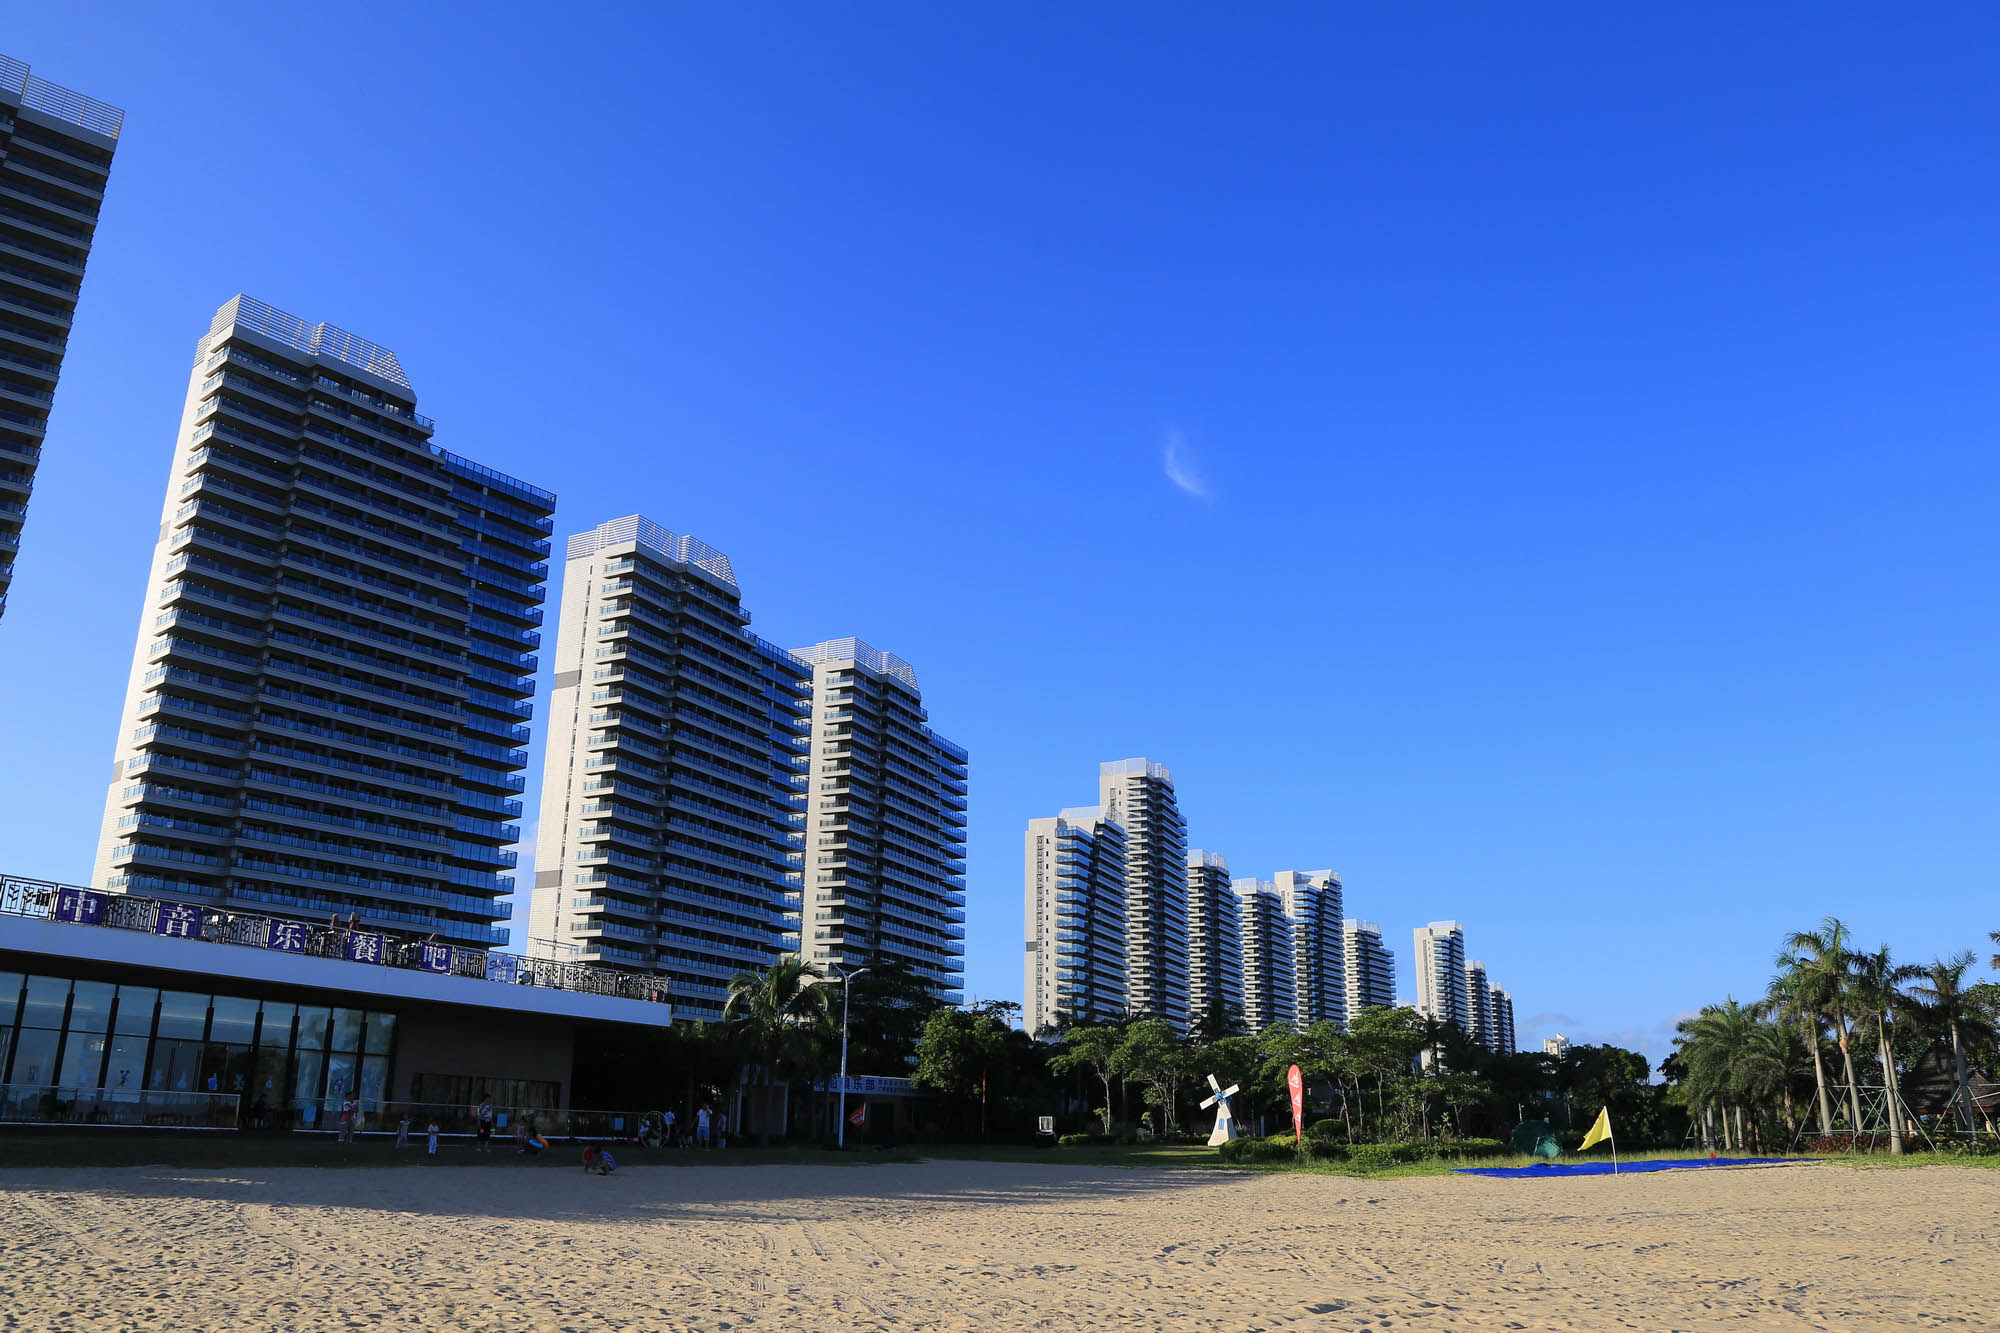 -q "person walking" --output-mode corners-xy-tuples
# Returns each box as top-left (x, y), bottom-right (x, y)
(425, 1120), (440, 1158)
(475, 1095), (496, 1153)
(337, 1096), (357, 1144)
(695, 1104), (711, 1149)
(395, 1114), (412, 1149)
(664, 1107), (677, 1148)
